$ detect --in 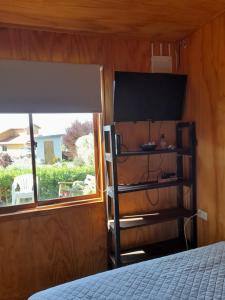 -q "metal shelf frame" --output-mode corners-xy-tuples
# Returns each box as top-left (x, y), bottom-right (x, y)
(104, 122), (197, 268)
